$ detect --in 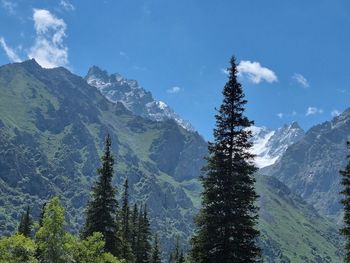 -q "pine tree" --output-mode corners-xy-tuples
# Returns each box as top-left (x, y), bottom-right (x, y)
(190, 56), (260, 262)
(18, 206), (32, 237)
(38, 202), (47, 228)
(168, 235), (180, 263)
(136, 205), (152, 263)
(340, 141), (350, 262)
(82, 134), (120, 255)
(120, 178), (135, 262)
(151, 234), (162, 263)
(131, 203), (139, 254)
(177, 251), (185, 263)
